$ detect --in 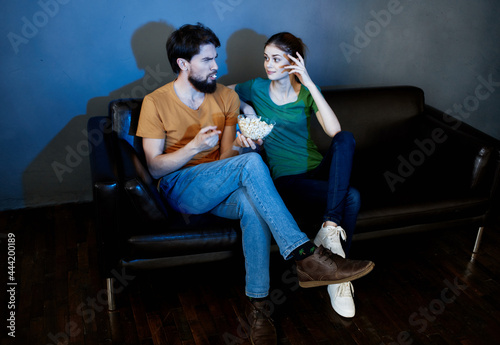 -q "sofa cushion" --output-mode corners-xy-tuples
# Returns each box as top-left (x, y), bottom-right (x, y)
(125, 217), (239, 258)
